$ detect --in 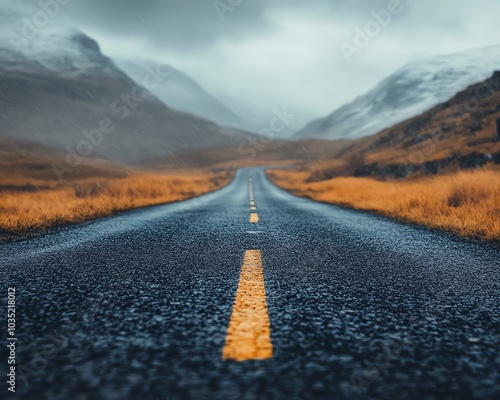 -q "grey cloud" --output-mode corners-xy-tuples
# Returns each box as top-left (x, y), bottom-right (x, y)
(6, 0), (500, 119)
(13, 0), (401, 51)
